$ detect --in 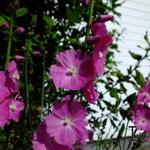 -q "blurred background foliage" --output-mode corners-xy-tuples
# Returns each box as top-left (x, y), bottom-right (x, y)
(0, 0), (150, 149)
